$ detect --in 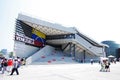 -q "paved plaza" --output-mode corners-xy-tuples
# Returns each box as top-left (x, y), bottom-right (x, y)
(0, 62), (120, 80)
